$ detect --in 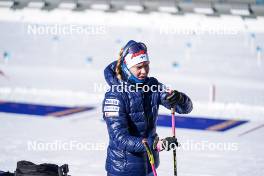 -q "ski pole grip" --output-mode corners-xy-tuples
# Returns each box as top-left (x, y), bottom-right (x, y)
(171, 107), (175, 114)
